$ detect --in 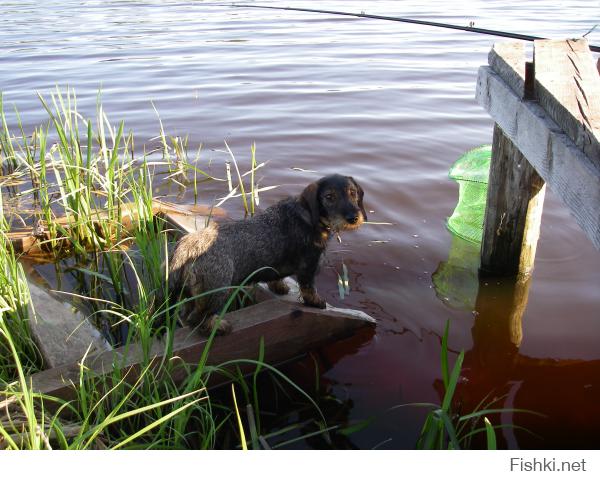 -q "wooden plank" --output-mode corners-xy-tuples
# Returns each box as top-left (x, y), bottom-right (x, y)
(488, 41), (526, 97)
(534, 39), (600, 168)
(163, 212), (210, 235)
(480, 125), (546, 277)
(255, 277), (375, 323)
(29, 298), (376, 401)
(476, 65), (600, 249)
(27, 282), (112, 368)
(7, 201), (226, 257)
